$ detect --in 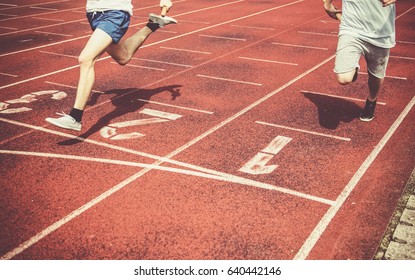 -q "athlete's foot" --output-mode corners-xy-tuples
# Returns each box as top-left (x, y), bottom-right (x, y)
(149, 13), (177, 27)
